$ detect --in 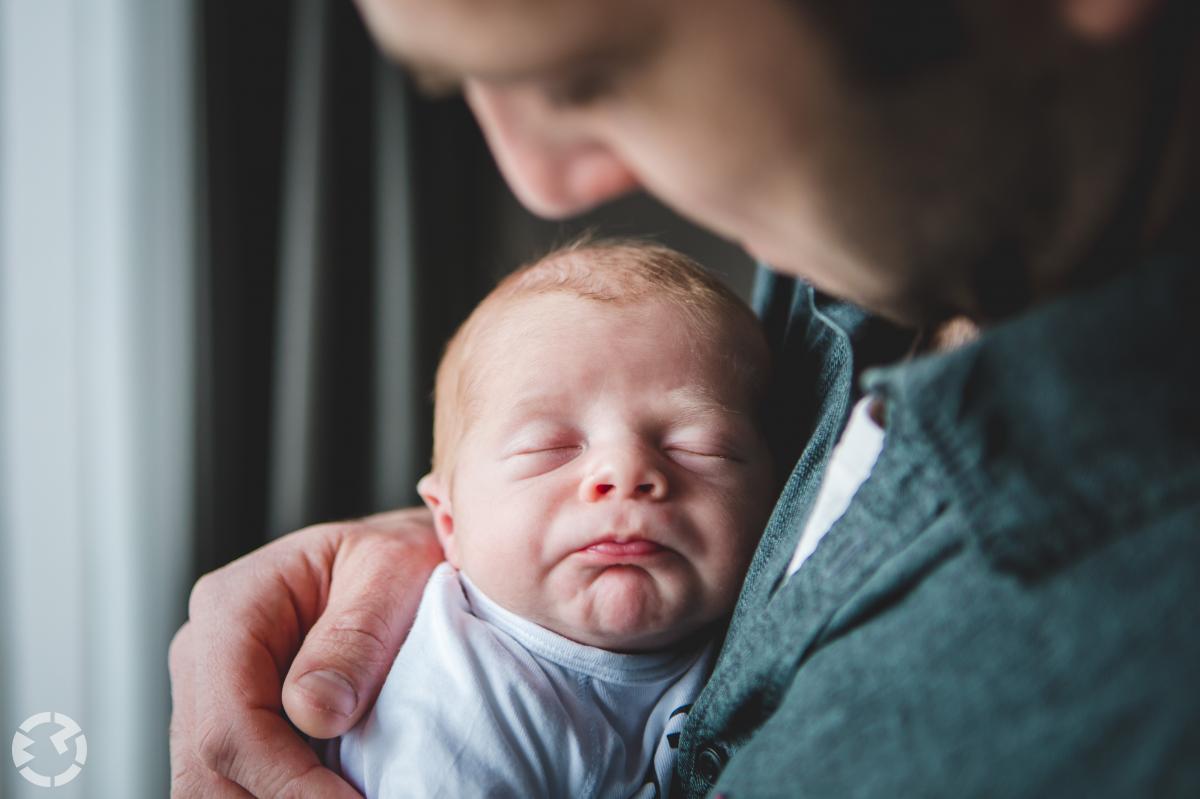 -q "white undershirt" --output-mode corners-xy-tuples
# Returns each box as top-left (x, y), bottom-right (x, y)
(335, 564), (711, 798)
(785, 396), (886, 579)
